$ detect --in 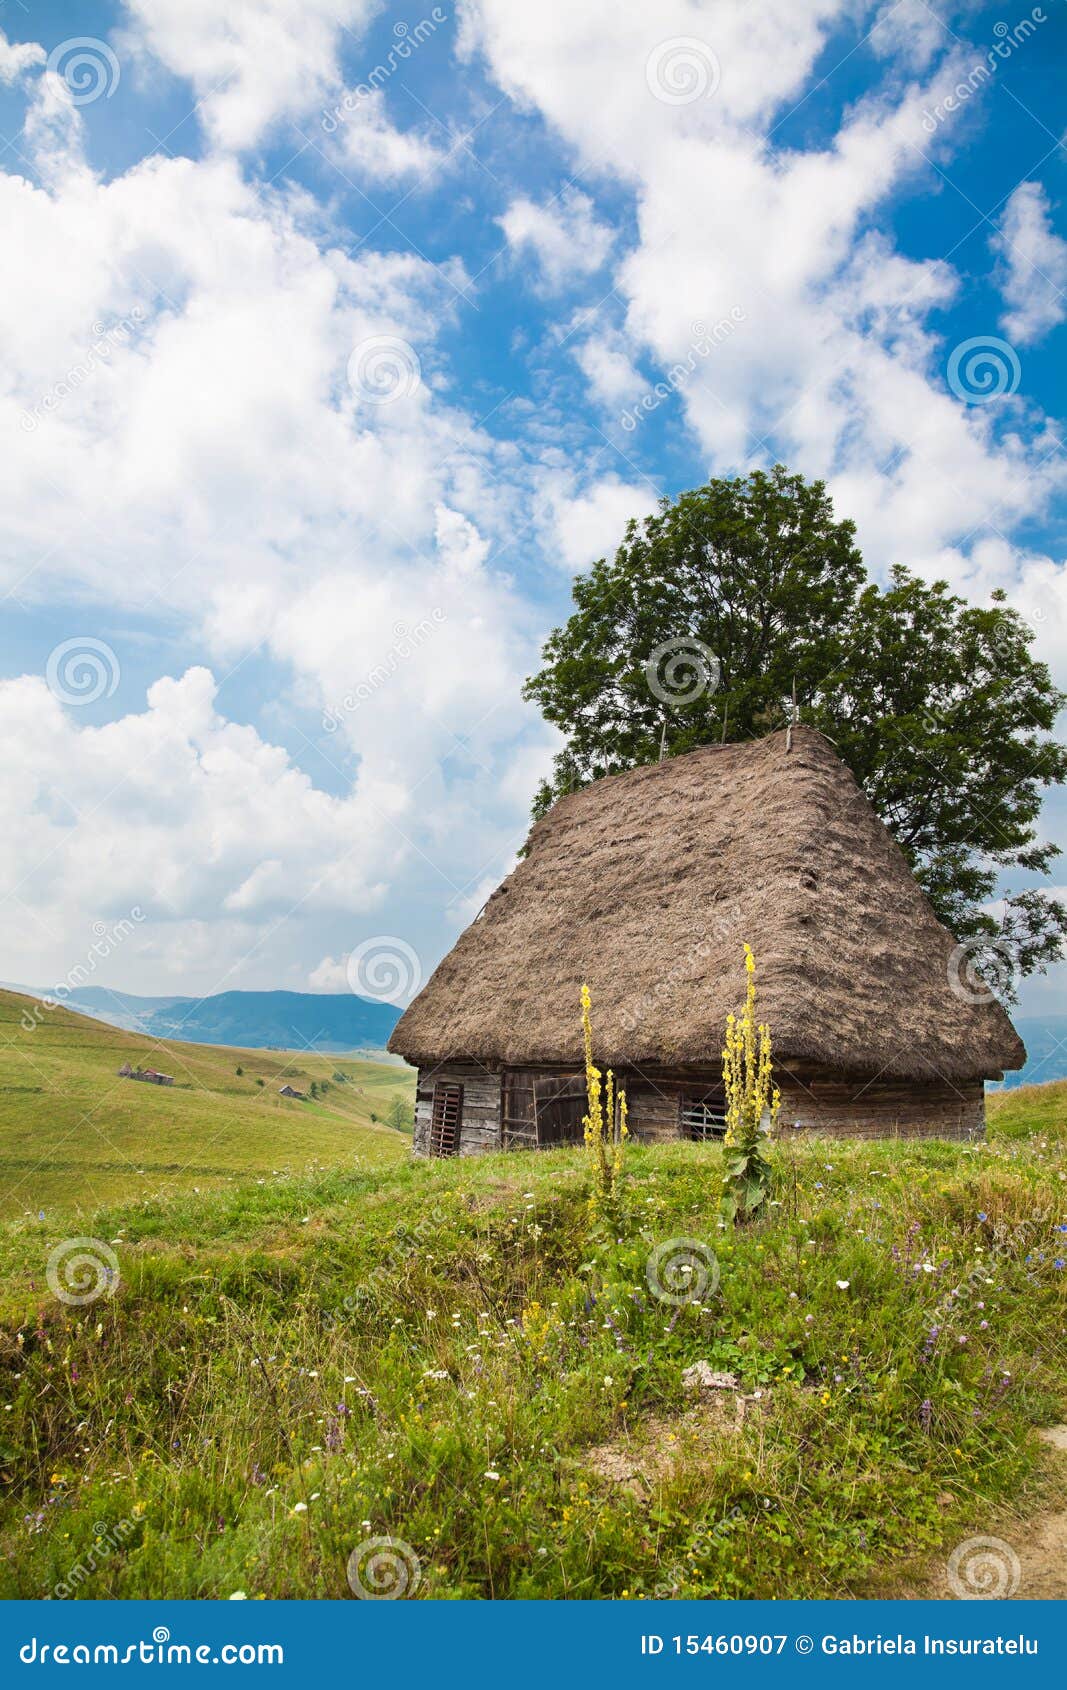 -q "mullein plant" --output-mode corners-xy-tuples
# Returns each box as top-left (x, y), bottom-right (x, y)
(721, 943), (779, 1223)
(580, 984), (628, 1218)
